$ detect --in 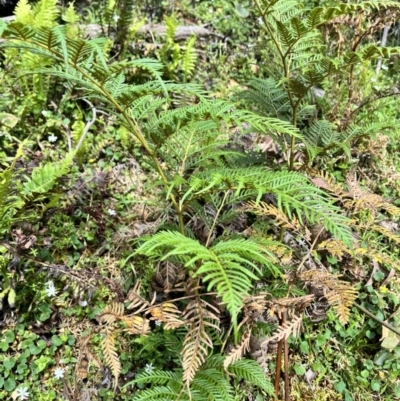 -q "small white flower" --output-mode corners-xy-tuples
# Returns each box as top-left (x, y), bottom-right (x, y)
(107, 208), (117, 216)
(155, 320), (162, 326)
(16, 387), (30, 400)
(113, 14), (120, 22)
(48, 134), (58, 143)
(45, 280), (57, 297)
(79, 300), (88, 307)
(53, 367), (66, 379)
(144, 363), (154, 373)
